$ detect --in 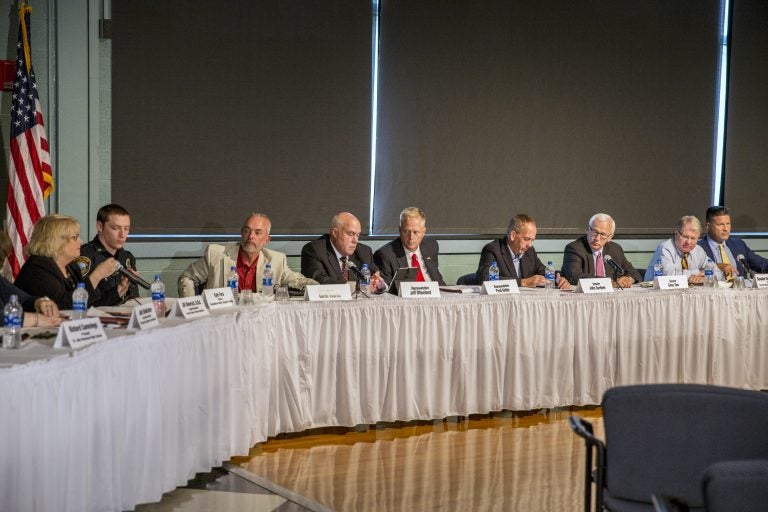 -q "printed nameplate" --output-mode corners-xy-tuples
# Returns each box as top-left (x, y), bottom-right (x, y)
(171, 296), (210, 319)
(753, 274), (768, 289)
(54, 317), (108, 349)
(398, 281), (441, 298)
(481, 279), (520, 295)
(305, 284), (353, 302)
(203, 287), (237, 309)
(128, 303), (160, 329)
(576, 278), (614, 294)
(654, 275), (688, 290)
